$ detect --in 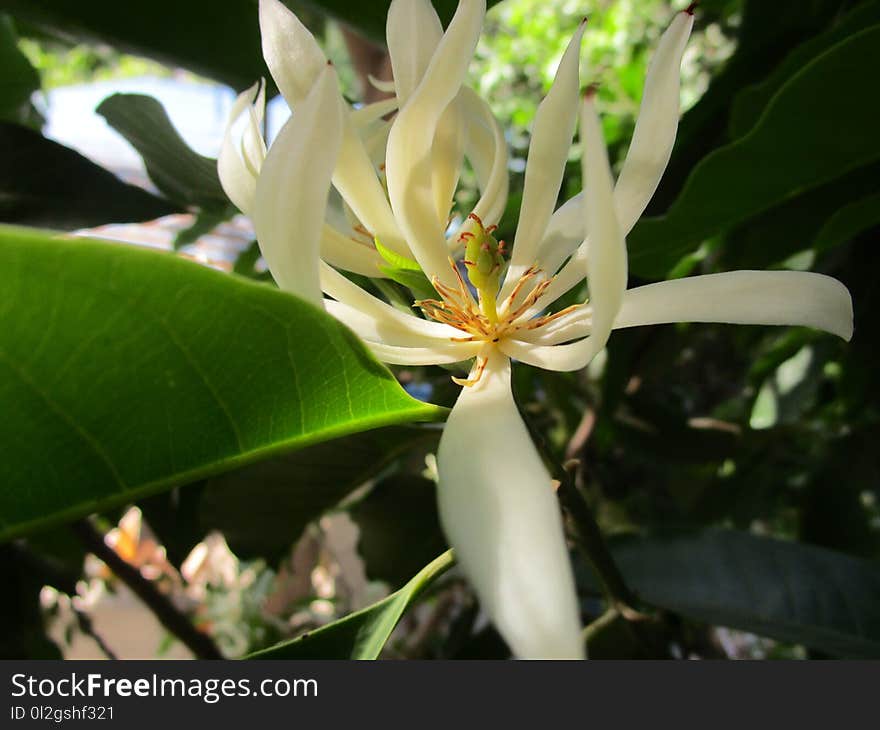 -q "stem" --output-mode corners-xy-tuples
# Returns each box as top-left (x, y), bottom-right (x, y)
(71, 518), (224, 660)
(556, 475), (642, 614)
